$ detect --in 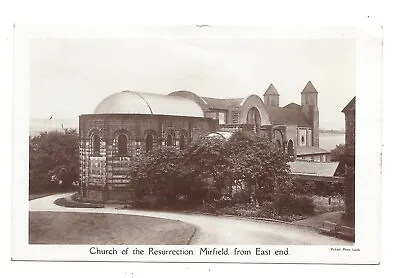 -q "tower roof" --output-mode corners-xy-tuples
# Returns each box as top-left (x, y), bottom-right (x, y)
(264, 83), (279, 96)
(301, 81), (318, 94)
